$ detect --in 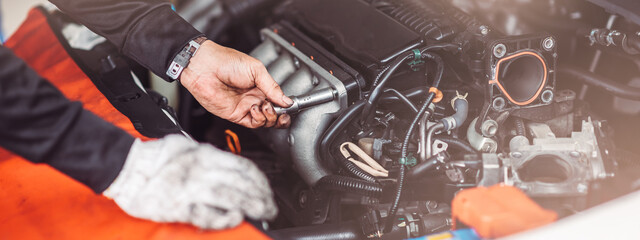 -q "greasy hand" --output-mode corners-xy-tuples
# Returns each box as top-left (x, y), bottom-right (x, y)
(180, 40), (292, 128)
